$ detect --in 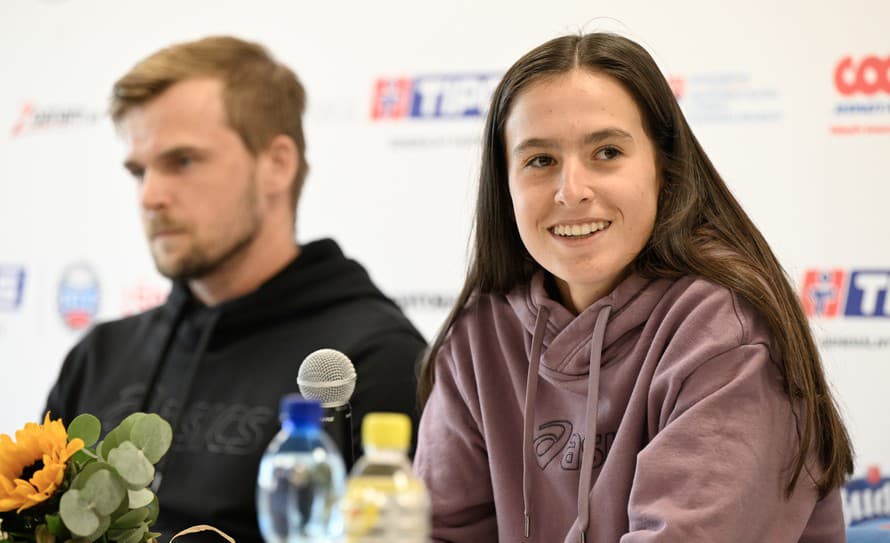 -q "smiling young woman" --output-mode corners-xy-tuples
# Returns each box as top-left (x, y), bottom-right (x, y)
(415, 33), (852, 543)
